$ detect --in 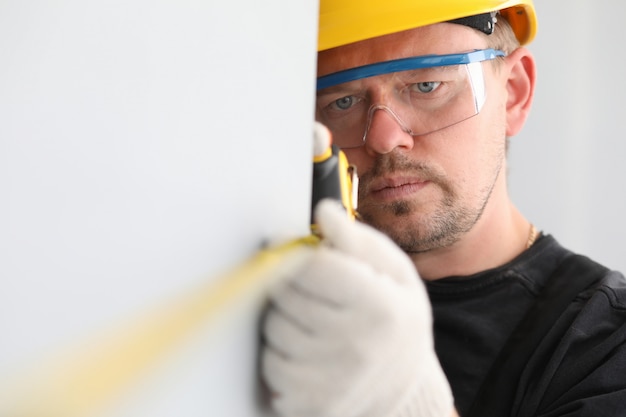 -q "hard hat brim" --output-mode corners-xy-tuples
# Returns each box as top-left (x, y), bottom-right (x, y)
(318, 0), (537, 51)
